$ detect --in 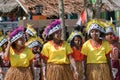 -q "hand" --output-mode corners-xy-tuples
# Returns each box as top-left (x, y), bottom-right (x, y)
(7, 37), (12, 46)
(73, 71), (78, 80)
